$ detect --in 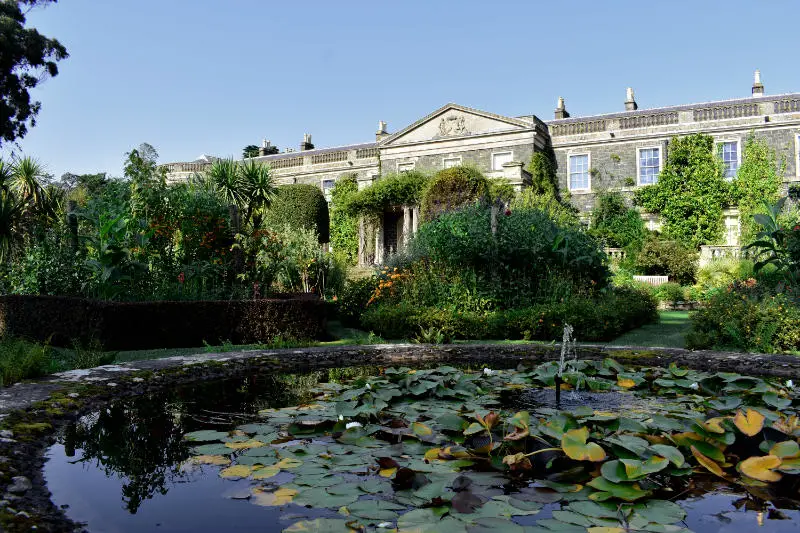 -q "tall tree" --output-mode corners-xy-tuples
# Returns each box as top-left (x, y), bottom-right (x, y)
(0, 0), (68, 145)
(635, 133), (730, 248)
(242, 145), (259, 159)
